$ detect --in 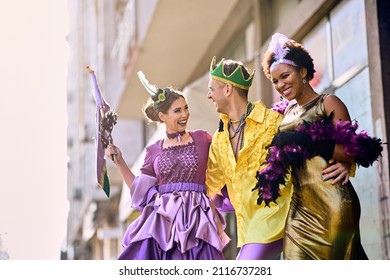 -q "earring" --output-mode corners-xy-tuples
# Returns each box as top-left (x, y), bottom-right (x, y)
(303, 79), (306, 88)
